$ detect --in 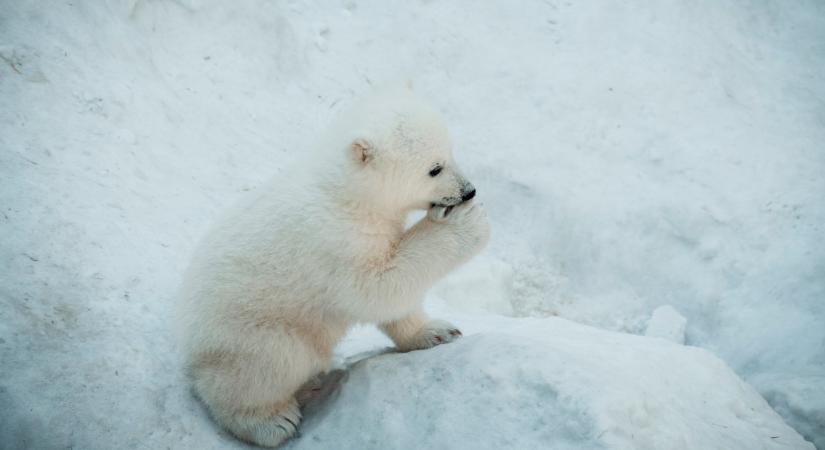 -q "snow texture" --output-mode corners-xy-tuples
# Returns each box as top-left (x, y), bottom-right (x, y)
(645, 305), (687, 344)
(290, 314), (813, 450)
(1, 0), (824, 449)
